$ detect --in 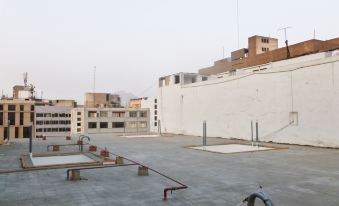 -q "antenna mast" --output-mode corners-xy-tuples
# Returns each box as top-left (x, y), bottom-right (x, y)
(278, 26), (292, 58)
